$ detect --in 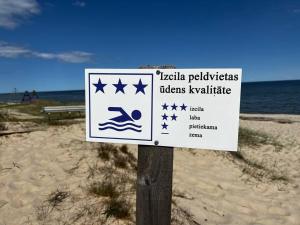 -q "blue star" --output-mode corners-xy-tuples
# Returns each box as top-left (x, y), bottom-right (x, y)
(162, 122), (168, 129)
(133, 79), (148, 94)
(171, 103), (177, 110)
(162, 103), (168, 110)
(93, 78), (107, 93)
(162, 113), (168, 120)
(171, 114), (177, 121)
(180, 104), (187, 111)
(113, 79), (127, 94)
